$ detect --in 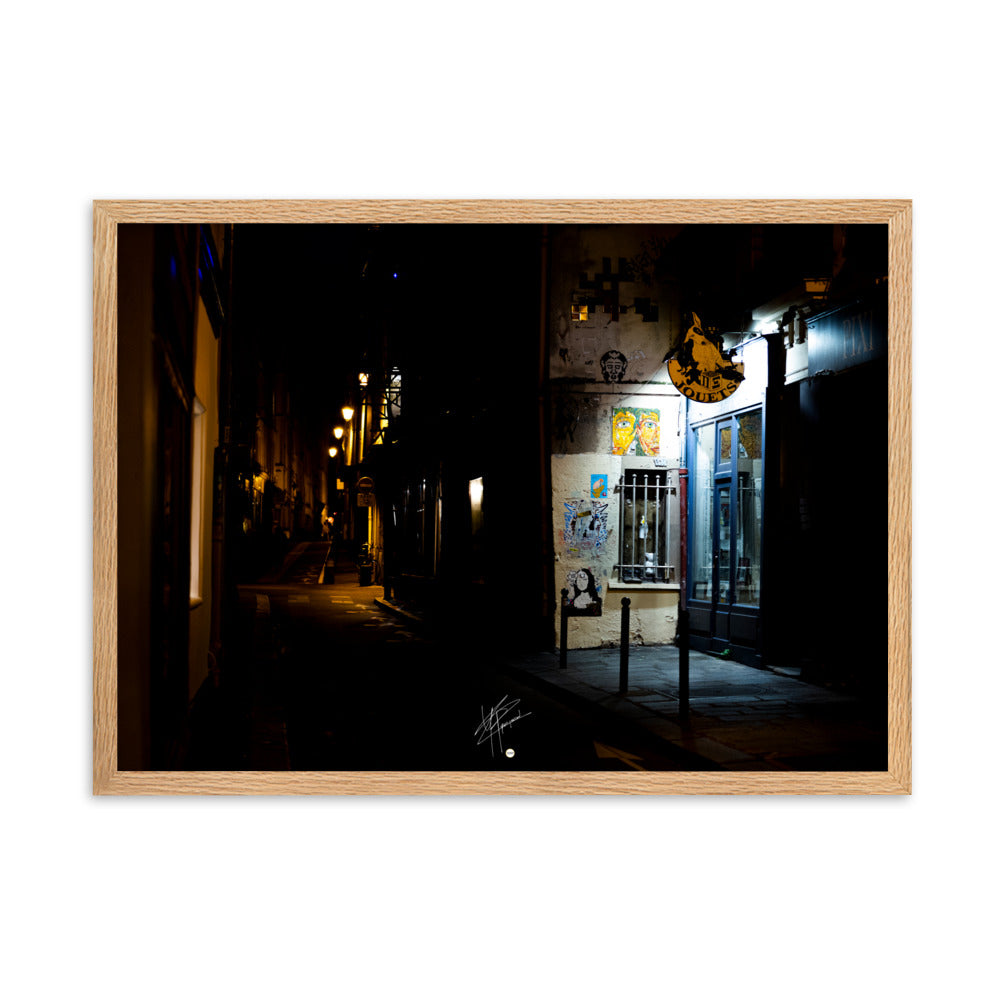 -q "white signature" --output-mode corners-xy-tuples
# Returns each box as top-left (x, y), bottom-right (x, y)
(475, 695), (532, 757)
